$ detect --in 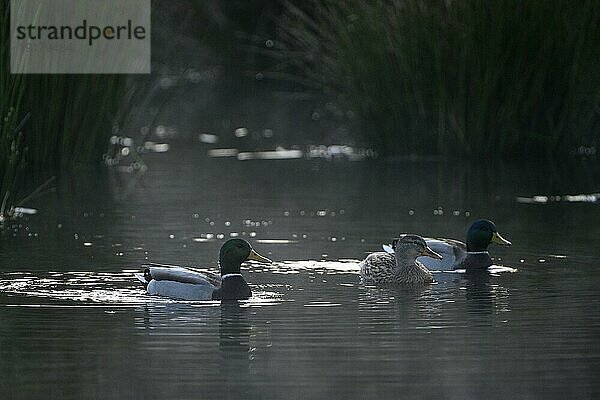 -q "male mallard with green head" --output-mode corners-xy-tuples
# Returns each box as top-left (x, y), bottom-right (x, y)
(135, 239), (272, 300)
(418, 219), (511, 271)
(360, 234), (442, 285)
